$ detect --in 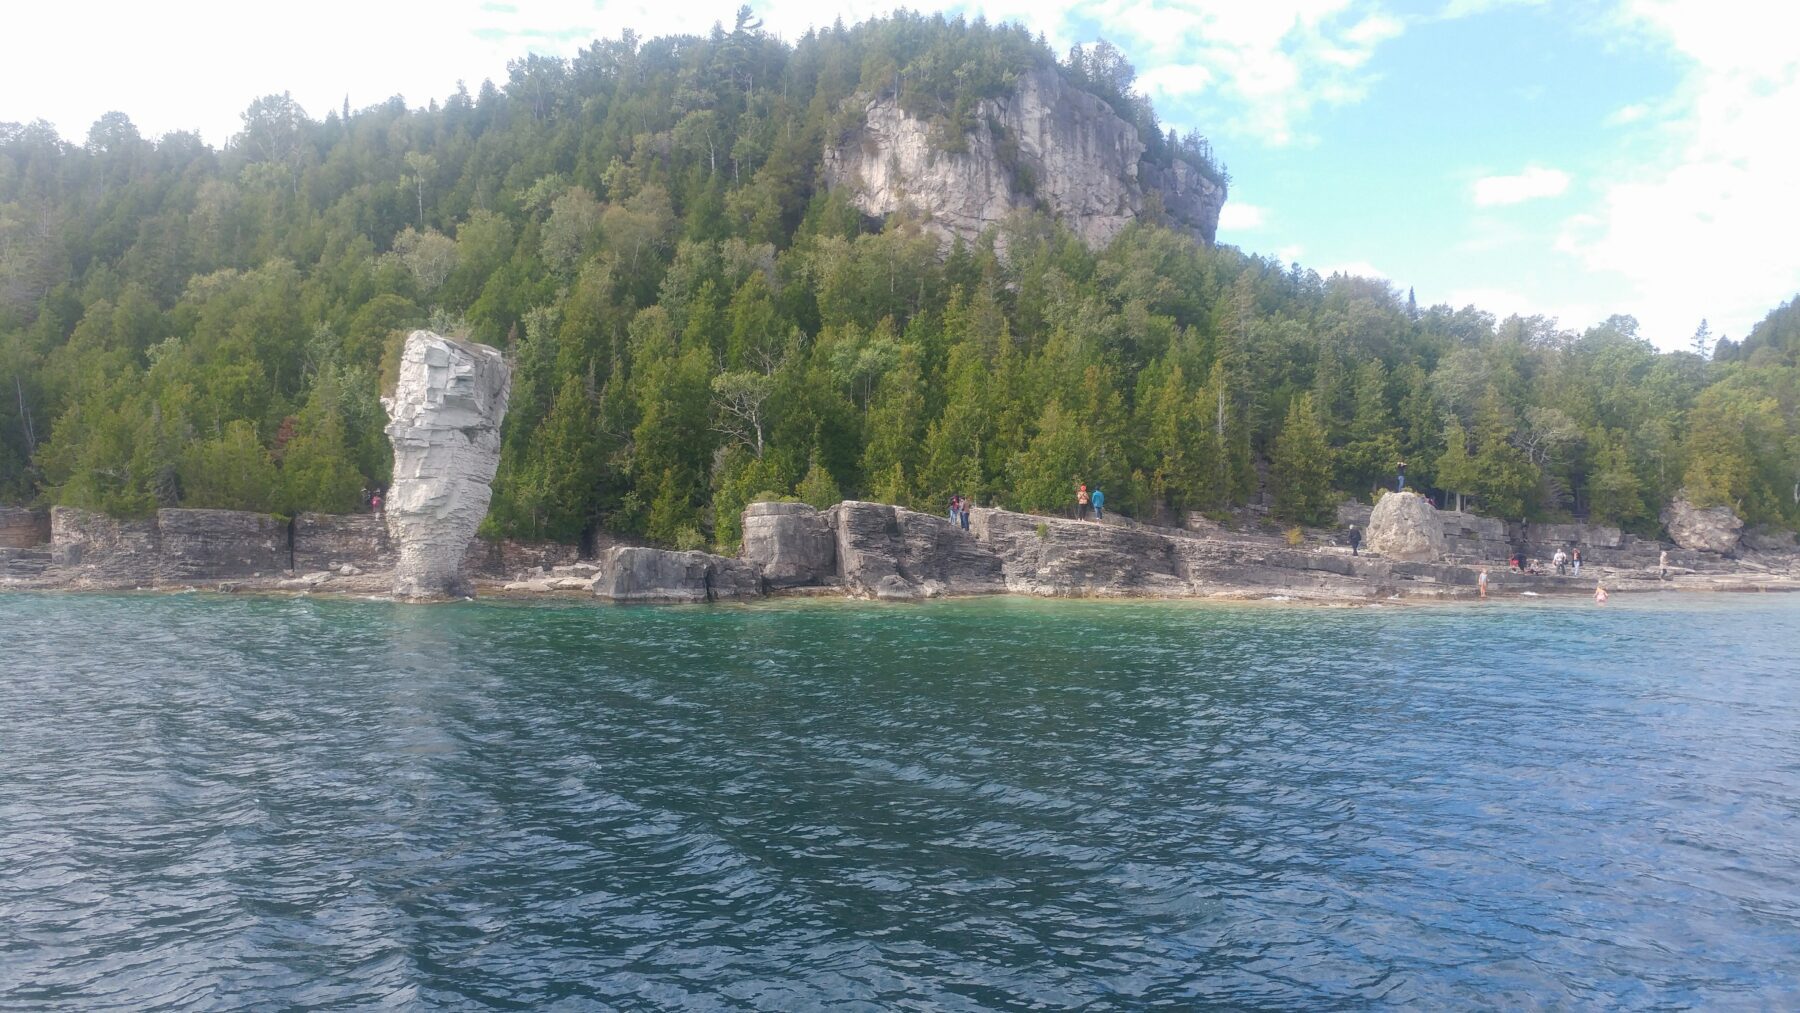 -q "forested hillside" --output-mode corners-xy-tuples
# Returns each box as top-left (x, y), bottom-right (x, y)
(3, 10), (1797, 549)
